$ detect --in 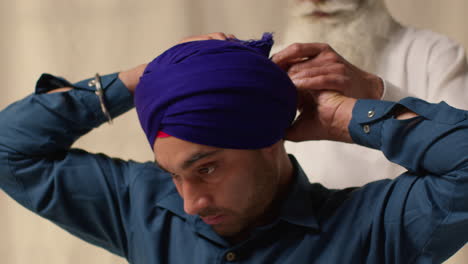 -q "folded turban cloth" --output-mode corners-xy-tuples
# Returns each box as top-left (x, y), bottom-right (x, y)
(134, 33), (297, 150)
